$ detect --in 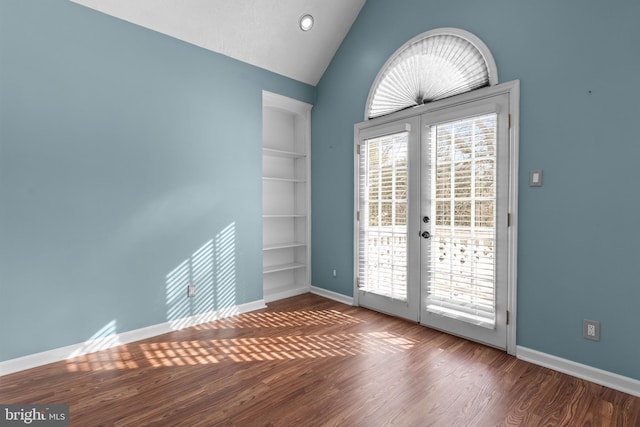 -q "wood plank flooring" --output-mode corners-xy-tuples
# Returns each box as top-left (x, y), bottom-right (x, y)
(1, 294), (638, 426)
